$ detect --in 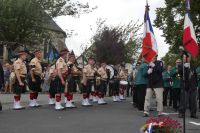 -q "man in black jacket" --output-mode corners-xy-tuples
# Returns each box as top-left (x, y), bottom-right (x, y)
(144, 56), (164, 117)
(178, 55), (198, 119)
(0, 62), (4, 111)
